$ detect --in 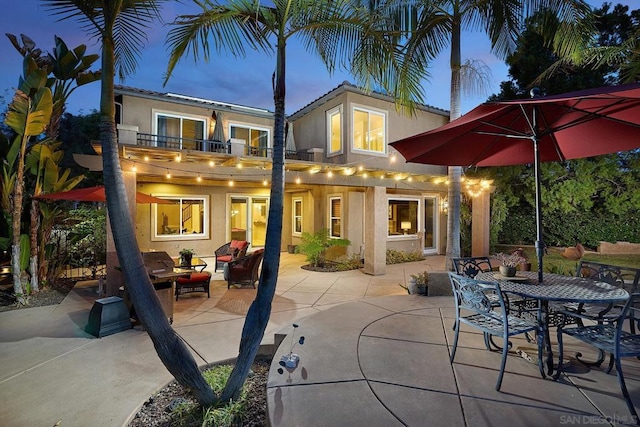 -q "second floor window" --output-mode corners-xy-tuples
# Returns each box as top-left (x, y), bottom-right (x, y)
(230, 124), (270, 156)
(352, 107), (386, 154)
(156, 113), (205, 150)
(326, 106), (342, 155)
